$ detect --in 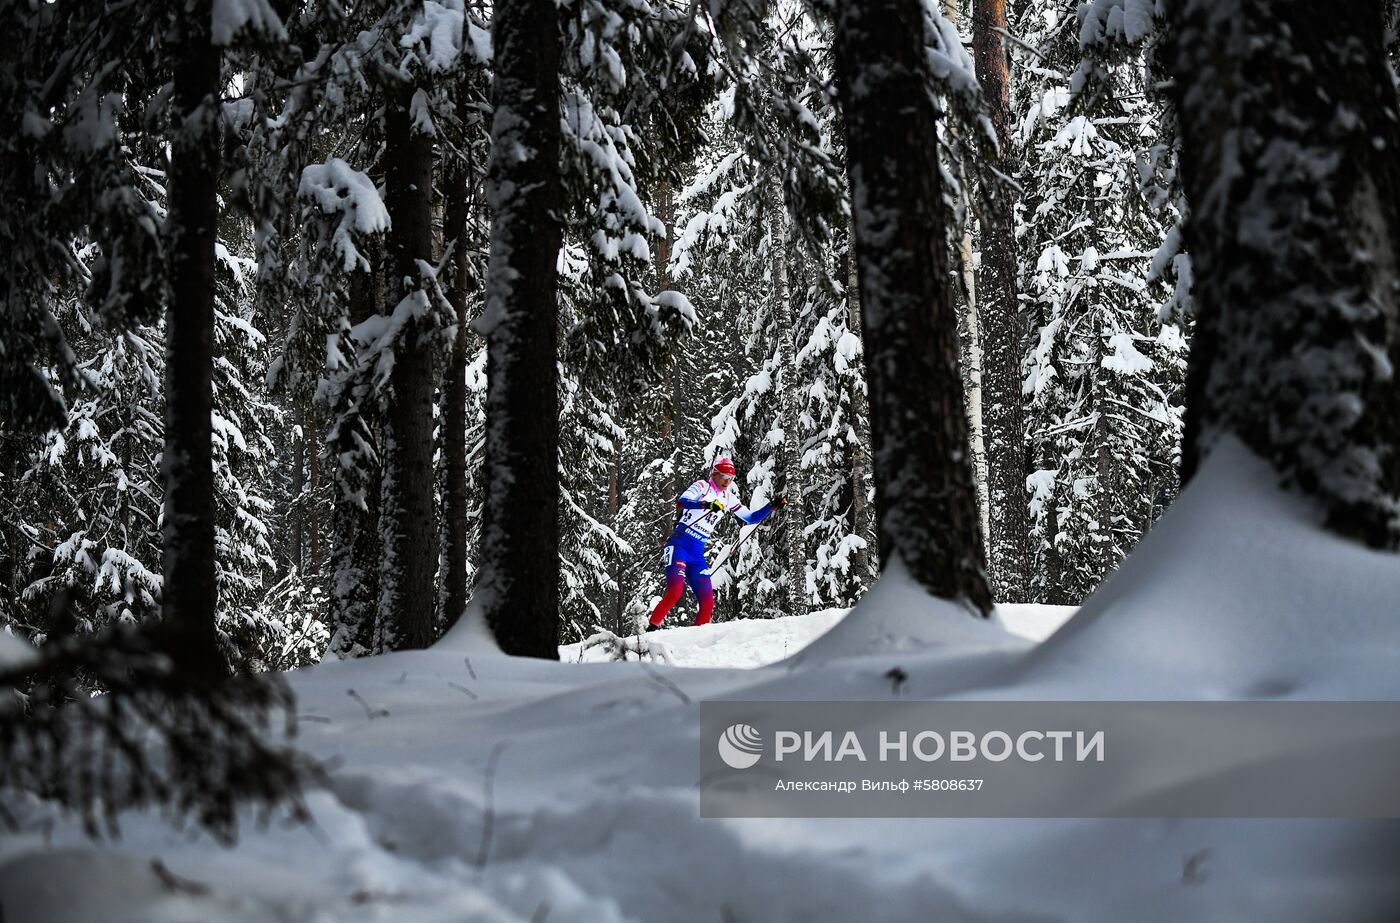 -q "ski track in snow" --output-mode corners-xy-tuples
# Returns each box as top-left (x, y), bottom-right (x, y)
(5, 440), (1400, 921)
